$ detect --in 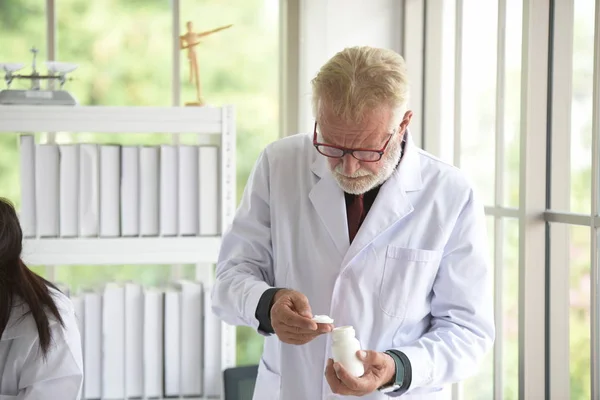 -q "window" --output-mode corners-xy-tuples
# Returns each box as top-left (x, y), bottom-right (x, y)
(0, 0), (279, 366)
(547, 1), (597, 398)
(0, 1), (47, 208)
(418, 0), (523, 397)
(456, 1), (522, 398)
(407, 0), (600, 397)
